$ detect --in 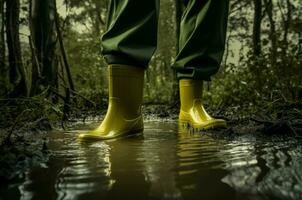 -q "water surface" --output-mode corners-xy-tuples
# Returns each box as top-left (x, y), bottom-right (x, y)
(1, 121), (302, 200)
